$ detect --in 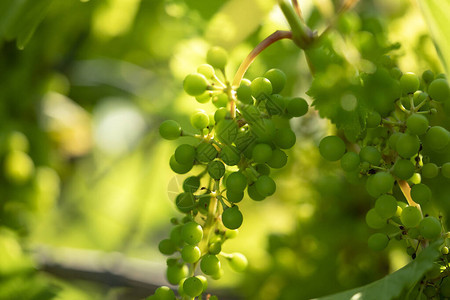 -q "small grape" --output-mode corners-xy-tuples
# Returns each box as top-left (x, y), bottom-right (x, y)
(443, 246), (449, 255)
(226, 172), (247, 192)
(154, 286), (176, 300)
(396, 133), (420, 158)
(400, 72), (420, 94)
(319, 135), (346, 161)
(197, 64), (215, 78)
(375, 194), (398, 219)
(236, 84), (253, 104)
(368, 233), (389, 251)
(183, 276), (203, 297)
(442, 162), (450, 178)
(166, 264), (188, 285)
(365, 208), (386, 229)
(419, 216), (441, 240)
(209, 243), (222, 255)
(181, 245), (201, 263)
(255, 175), (276, 197)
(274, 128), (296, 149)
(207, 47), (228, 69)
(421, 163), (439, 178)
(175, 144), (196, 165)
(169, 225), (184, 247)
(286, 97), (308, 117)
(422, 70), (434, 84)
(400, 206), (422, 228)
(159, 120), (181, 140)
(428, 78), (450, 102)
(247, 183), (266, 201)
(158, 239), (177, 255)
(392, 159), (415, 180)
(359, 146), (381, 165)
(266, 94), (286, 115)
(195, 91), (212, 104)
(267, 148), (288, 169)
(424, 126), (450, 151)
(264, 69), (286, 94)
(222, 206), (243, 230)
(196, 142), (218, 163)
(252, 143), (272, 163)
(388, 132), (402, 150)
(366, 111), (381, 128)
(207, 160), (225, 180)
(442, 277), (450, 297)
(215, 119), (238, 145)
(184, 73), (209, 96)
(255, 163), (271, 175)
(190, 110), (210, 130)
(214, 107), (228, 123)
(340, 152), (360, 171)
(175, 192), (196, 213)
(406, 114), (429, 135)
(228, 253), (248, 272)
(169, 155), (193, 174)
(411, 183), (431, 205)
(251, 77), (272, 97)
(181, 222), (203, 245)
(200, 254), (221, 275)
(219, 145), (241, 166)
(366, 172), (394, 197)
(212, 94), (228, 108)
